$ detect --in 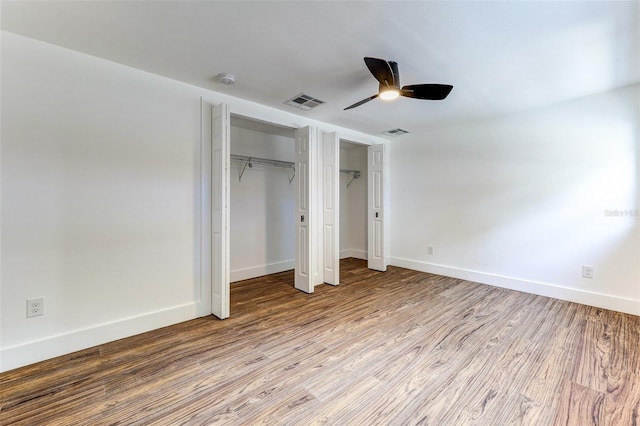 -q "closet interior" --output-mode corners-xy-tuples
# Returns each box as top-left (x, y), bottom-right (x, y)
(229, 116), (296, 283)
(340, 141), (368, 265)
